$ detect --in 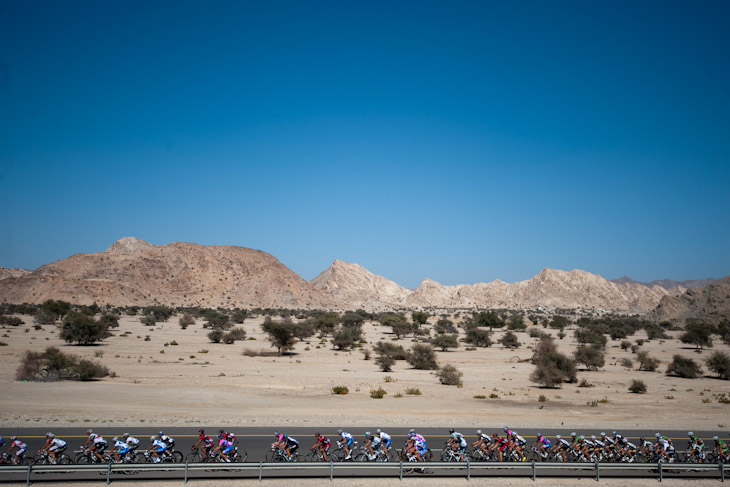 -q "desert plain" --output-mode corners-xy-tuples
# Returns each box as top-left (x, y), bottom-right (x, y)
(1, 313), (728, 432)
